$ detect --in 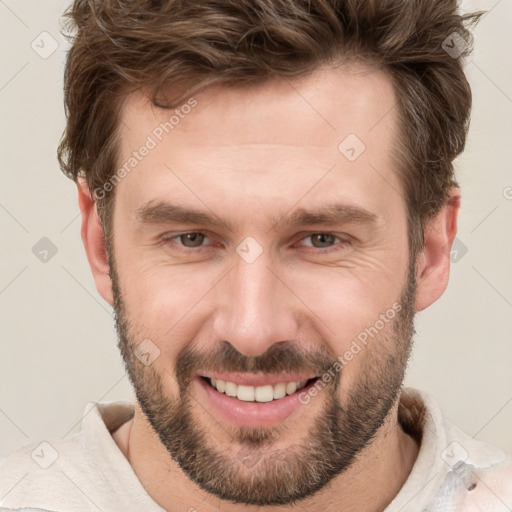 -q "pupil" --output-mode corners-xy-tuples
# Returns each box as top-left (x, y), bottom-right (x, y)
(313, 234), (334, 248)
(182, 233), (204, 247)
